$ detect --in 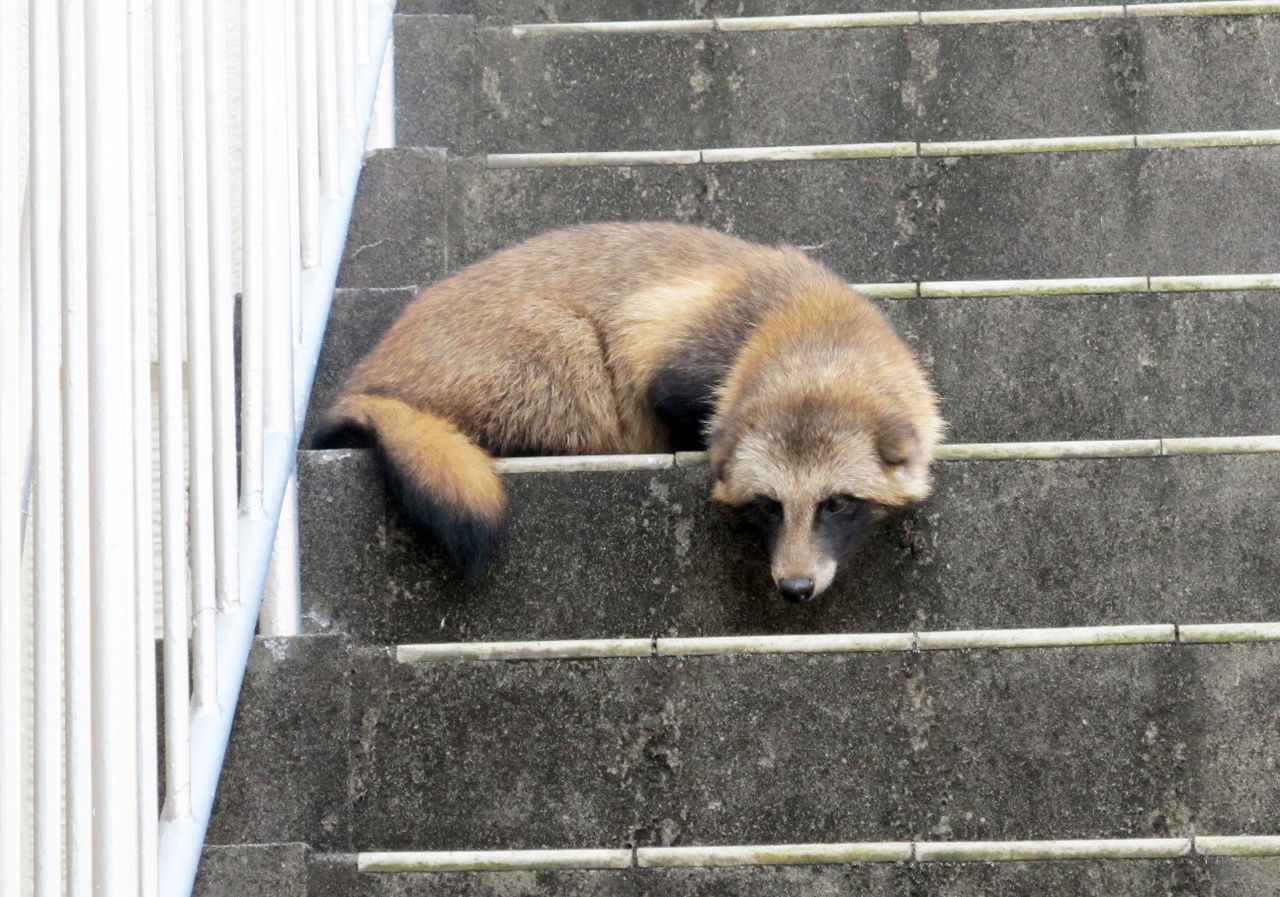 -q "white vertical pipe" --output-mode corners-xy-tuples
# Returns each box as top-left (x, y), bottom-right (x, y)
(206, 0), (241, 614)
(30, 2), (65, 895)
(241, 0), (266, 514)
(356, 0), (371, 63)
(0, 0), (24, 891)
(261, 472), (302, 636)
(60, 2), (92, 895)
(259, 0), (302, 633)
(153, 0), (192, 824)
(18, 188), (33, 534)
(264, 0), (296, 442)
(86, 1), (142, 891)
(297, 0), (322, 266)
(128, 0), (158, 892)
(337, 0), (356, 128)
(182, 0), (219, 713)
(317, 0), (340, 196)
(285, 0), (303, 337)
(366, 31), (396, 152)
